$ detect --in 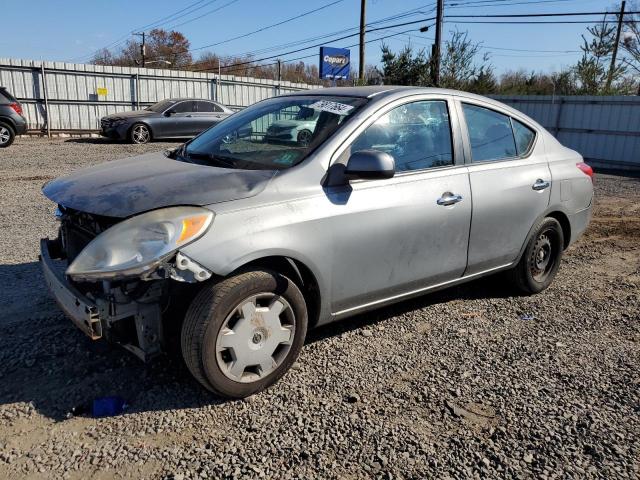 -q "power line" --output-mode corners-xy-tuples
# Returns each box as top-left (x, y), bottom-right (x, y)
(446, 10), (640, 18)
(189, 0), (347, 52)
(165, 0), (241, 30)
(193, 17), (436, 72)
